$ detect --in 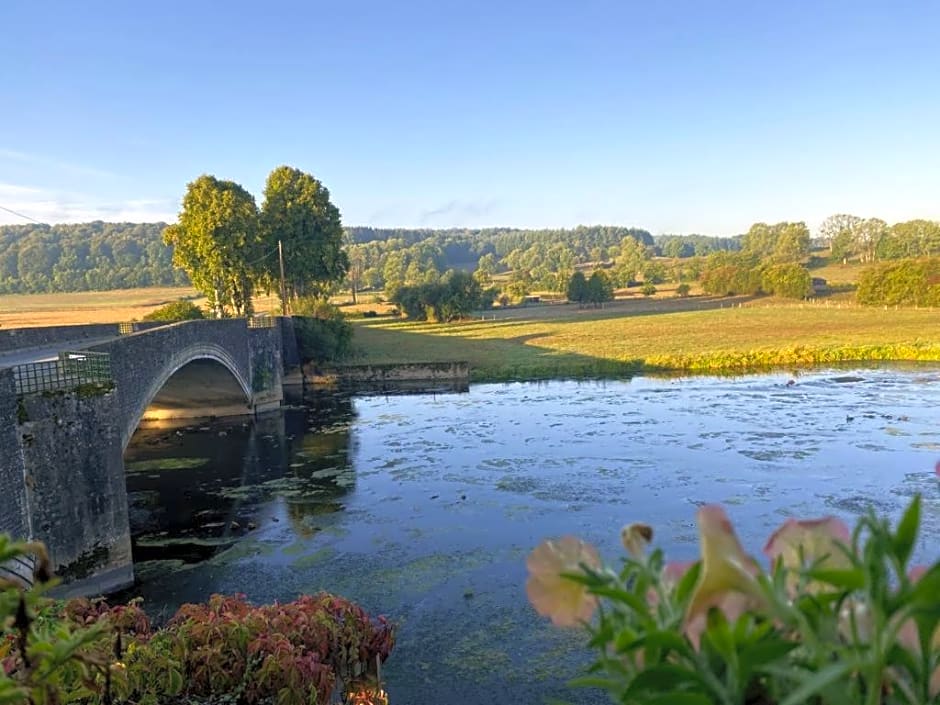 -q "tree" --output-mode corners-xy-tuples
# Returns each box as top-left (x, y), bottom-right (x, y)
(260, 166), (348, 307)
(818, 214), (862, 262)
(474, 252), (497, 287)
(742, 222), (809, 263)
(566, 271), (588, 304)
(586, 270), (614, 306)
(163, 175), (260, 317)
(854, 218), (888, 263)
